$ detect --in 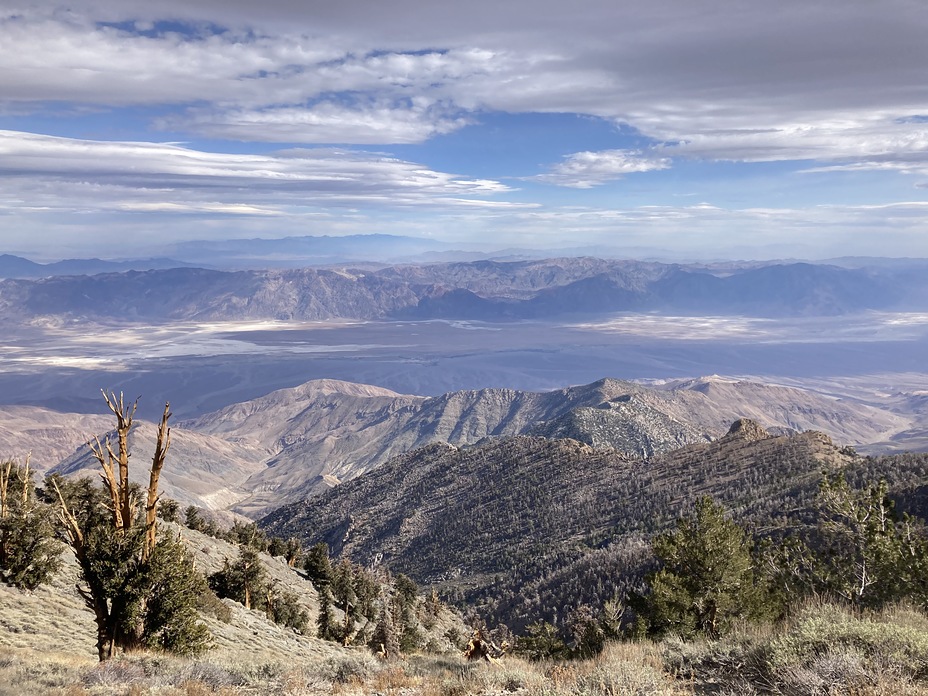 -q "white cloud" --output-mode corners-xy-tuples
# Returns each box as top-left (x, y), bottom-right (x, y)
(3, 1), (928, 258)
(0, 129), (519, 213)
(165, 99), (470, 145)
(4, 1), (928, 162)
(533, 149), (671, 188)
(652, 116), (928, 171)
